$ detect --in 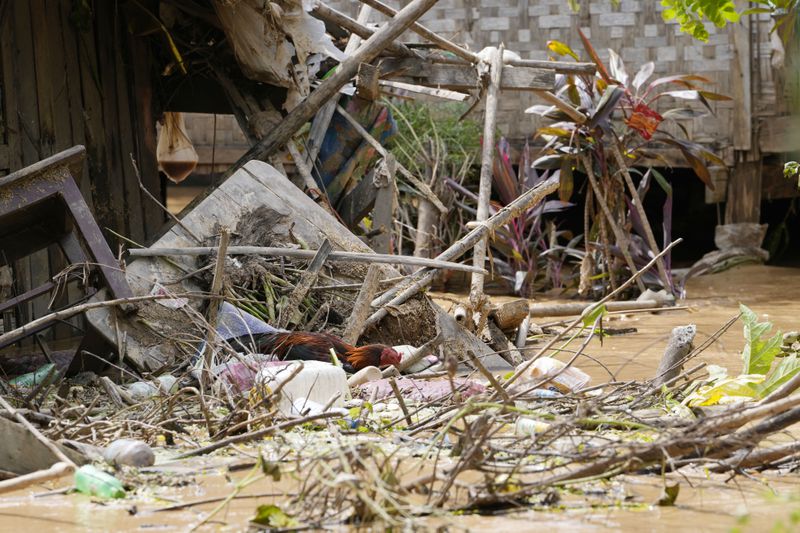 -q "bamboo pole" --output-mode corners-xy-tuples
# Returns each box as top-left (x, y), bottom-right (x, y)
(469, 46), (504, 319)
(228, 0), (439, 172)
(579, 152), (647, 293)
(128, 246), (484, 273)
(611, 142), (674, 291)
(363, 175), (560, 329)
